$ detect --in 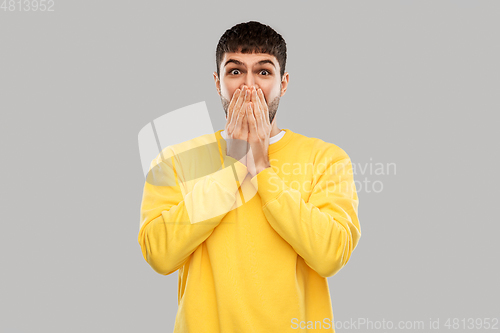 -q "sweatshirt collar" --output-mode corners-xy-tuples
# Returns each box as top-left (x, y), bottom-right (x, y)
(216, 128), (294, 154)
